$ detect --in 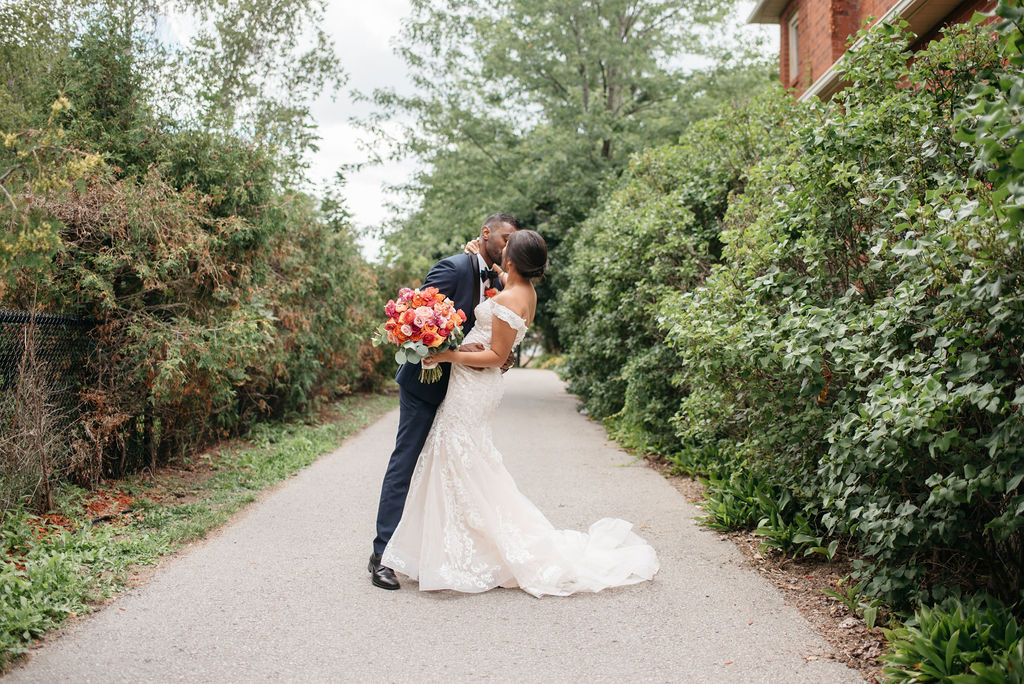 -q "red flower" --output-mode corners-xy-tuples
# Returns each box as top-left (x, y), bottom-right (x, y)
(484, 288), (498, 299)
